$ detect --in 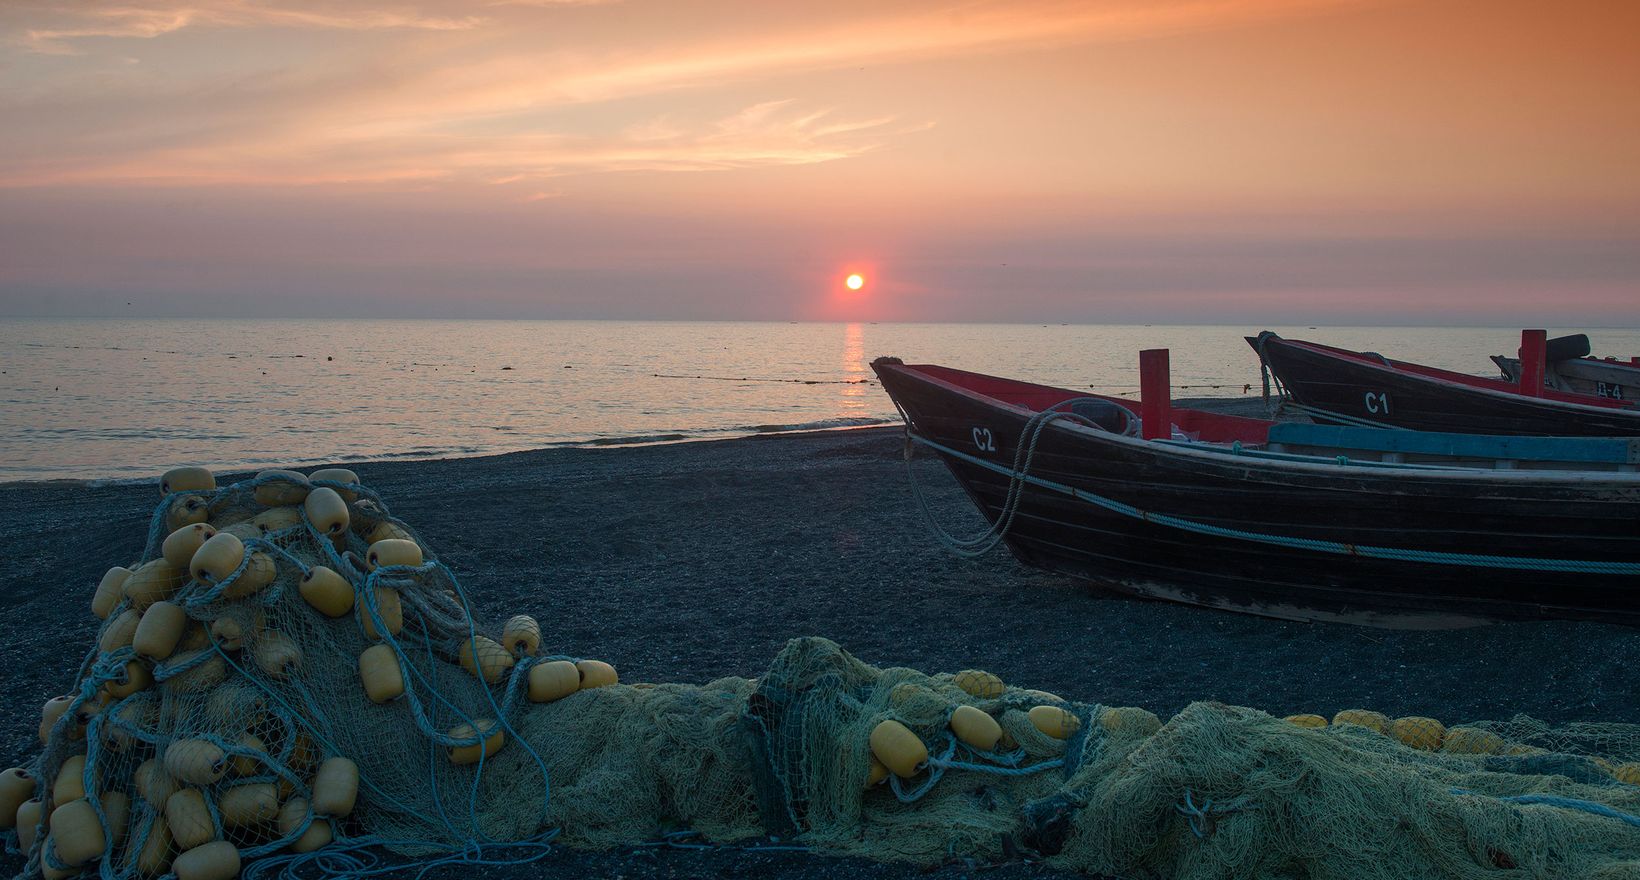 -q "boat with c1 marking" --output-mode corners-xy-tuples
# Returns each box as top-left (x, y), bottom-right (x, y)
(1248, 330), (1640, 436)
